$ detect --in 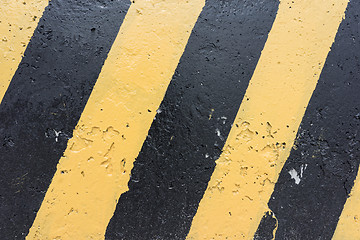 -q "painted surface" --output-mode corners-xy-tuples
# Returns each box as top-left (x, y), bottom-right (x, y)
(256, 0), (360, 239)
(0, 0), (48, 102)
(106, 0), (279, 239)
(333, 167), (360, 239)
(1, 0), (360, 240)
(0, 0), (130, 238)
(187, 0), (348, 239)
(27, 0), (204, 239)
